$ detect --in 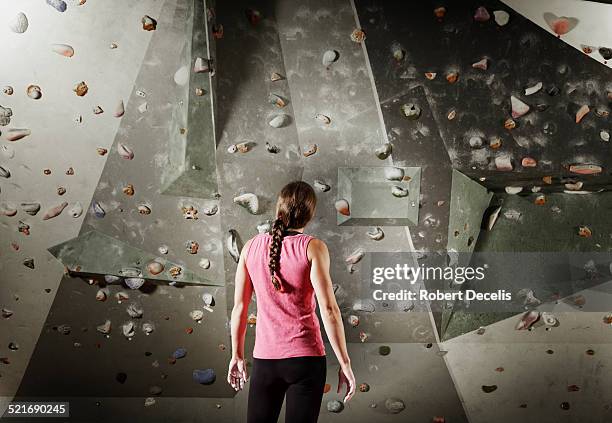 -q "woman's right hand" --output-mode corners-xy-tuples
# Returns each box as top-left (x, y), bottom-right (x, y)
(227, 356), (248, 392)
(338, 363), (356, 403)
